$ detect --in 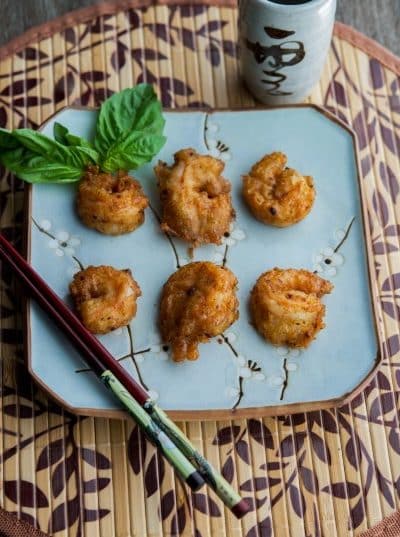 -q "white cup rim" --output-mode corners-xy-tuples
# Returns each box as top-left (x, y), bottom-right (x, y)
(263, 0), (331, 10)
